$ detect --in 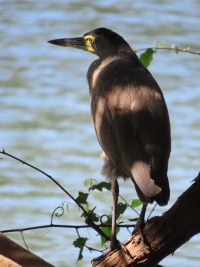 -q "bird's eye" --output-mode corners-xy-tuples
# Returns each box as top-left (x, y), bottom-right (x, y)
(86, 38), (93, 44)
